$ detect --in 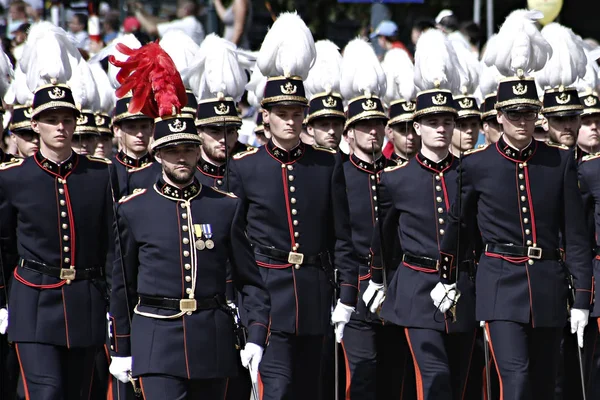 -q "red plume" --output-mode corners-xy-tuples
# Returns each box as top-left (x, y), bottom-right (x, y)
(109, 42), (187, 118)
